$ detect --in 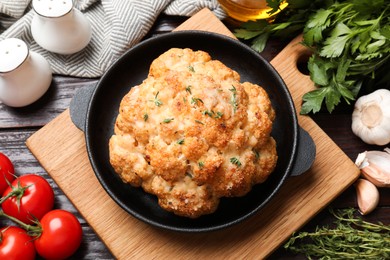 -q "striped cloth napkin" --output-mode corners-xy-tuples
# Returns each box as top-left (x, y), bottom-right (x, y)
(0, 0), (226, 77)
